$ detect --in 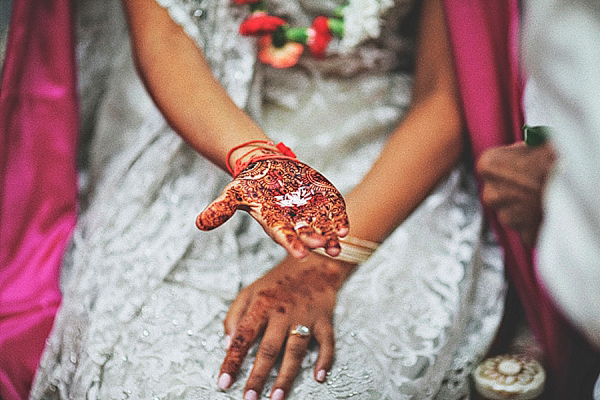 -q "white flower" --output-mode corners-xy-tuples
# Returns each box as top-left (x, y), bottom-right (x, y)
(340, 0), (394, 51)
(275, 187), (313, 208)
